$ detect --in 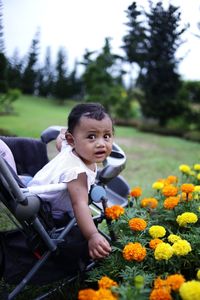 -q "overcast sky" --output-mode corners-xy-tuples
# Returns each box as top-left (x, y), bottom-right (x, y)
(2, 0), (200, 81)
